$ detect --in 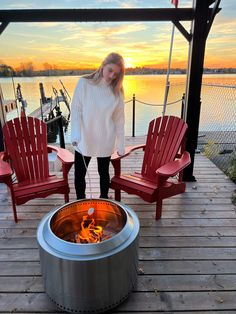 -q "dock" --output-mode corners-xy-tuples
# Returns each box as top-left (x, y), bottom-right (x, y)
(0, 136), (236, 313)
(29, 98), (56, 120)
(29, 82), (70, 120)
